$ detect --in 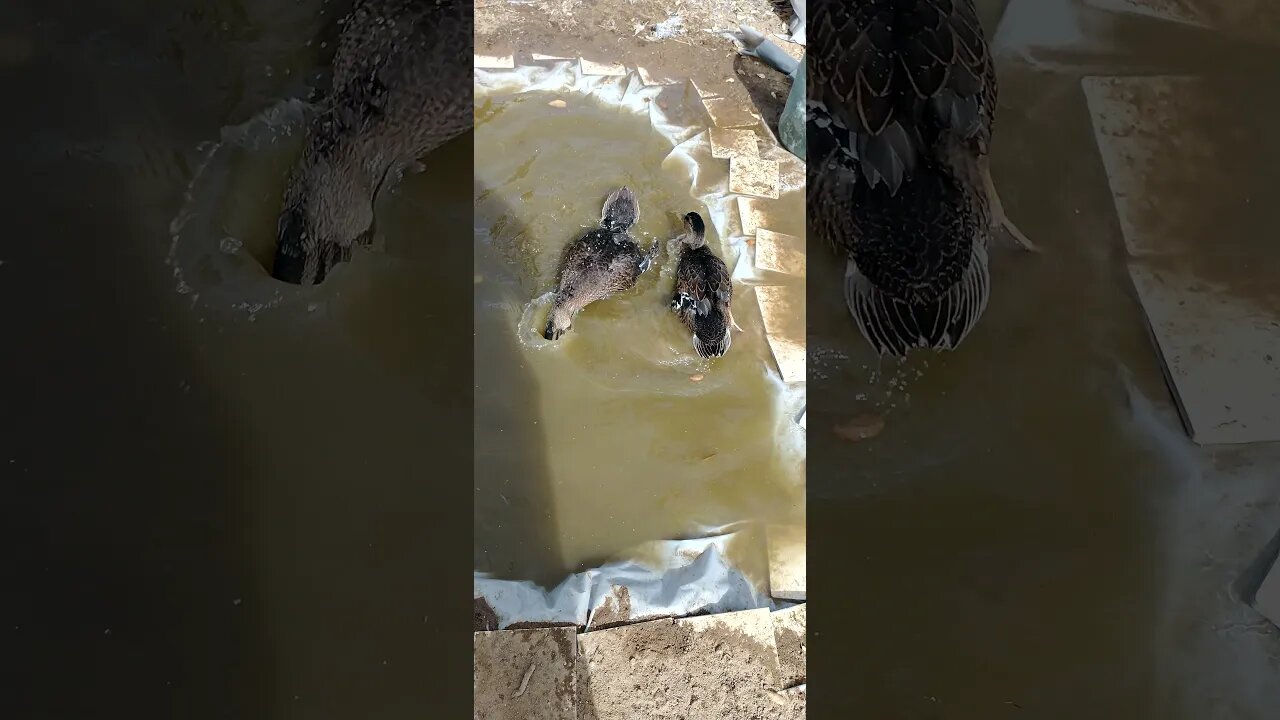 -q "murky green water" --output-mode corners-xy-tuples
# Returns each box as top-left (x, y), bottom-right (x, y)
(809, 1), (1280, 717)
(473, 93), (802, 585)
(4, 1), (472, 715)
